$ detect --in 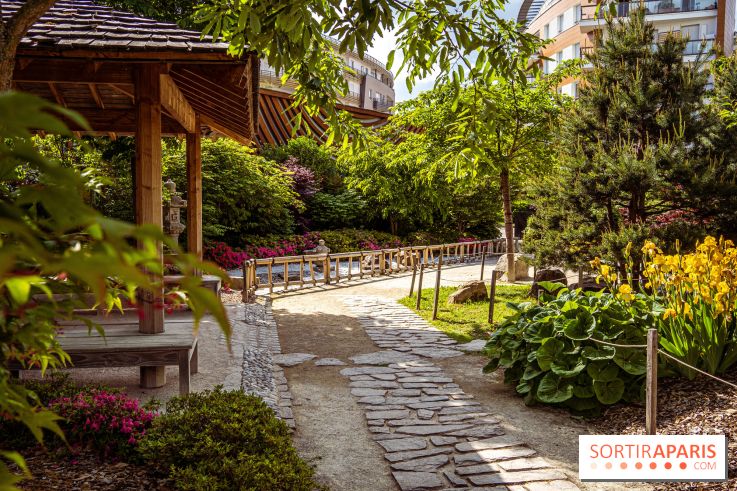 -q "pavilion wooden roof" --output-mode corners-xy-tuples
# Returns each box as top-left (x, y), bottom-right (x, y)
(258, 88), (390, 146)
(6, 0), (258, 144)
